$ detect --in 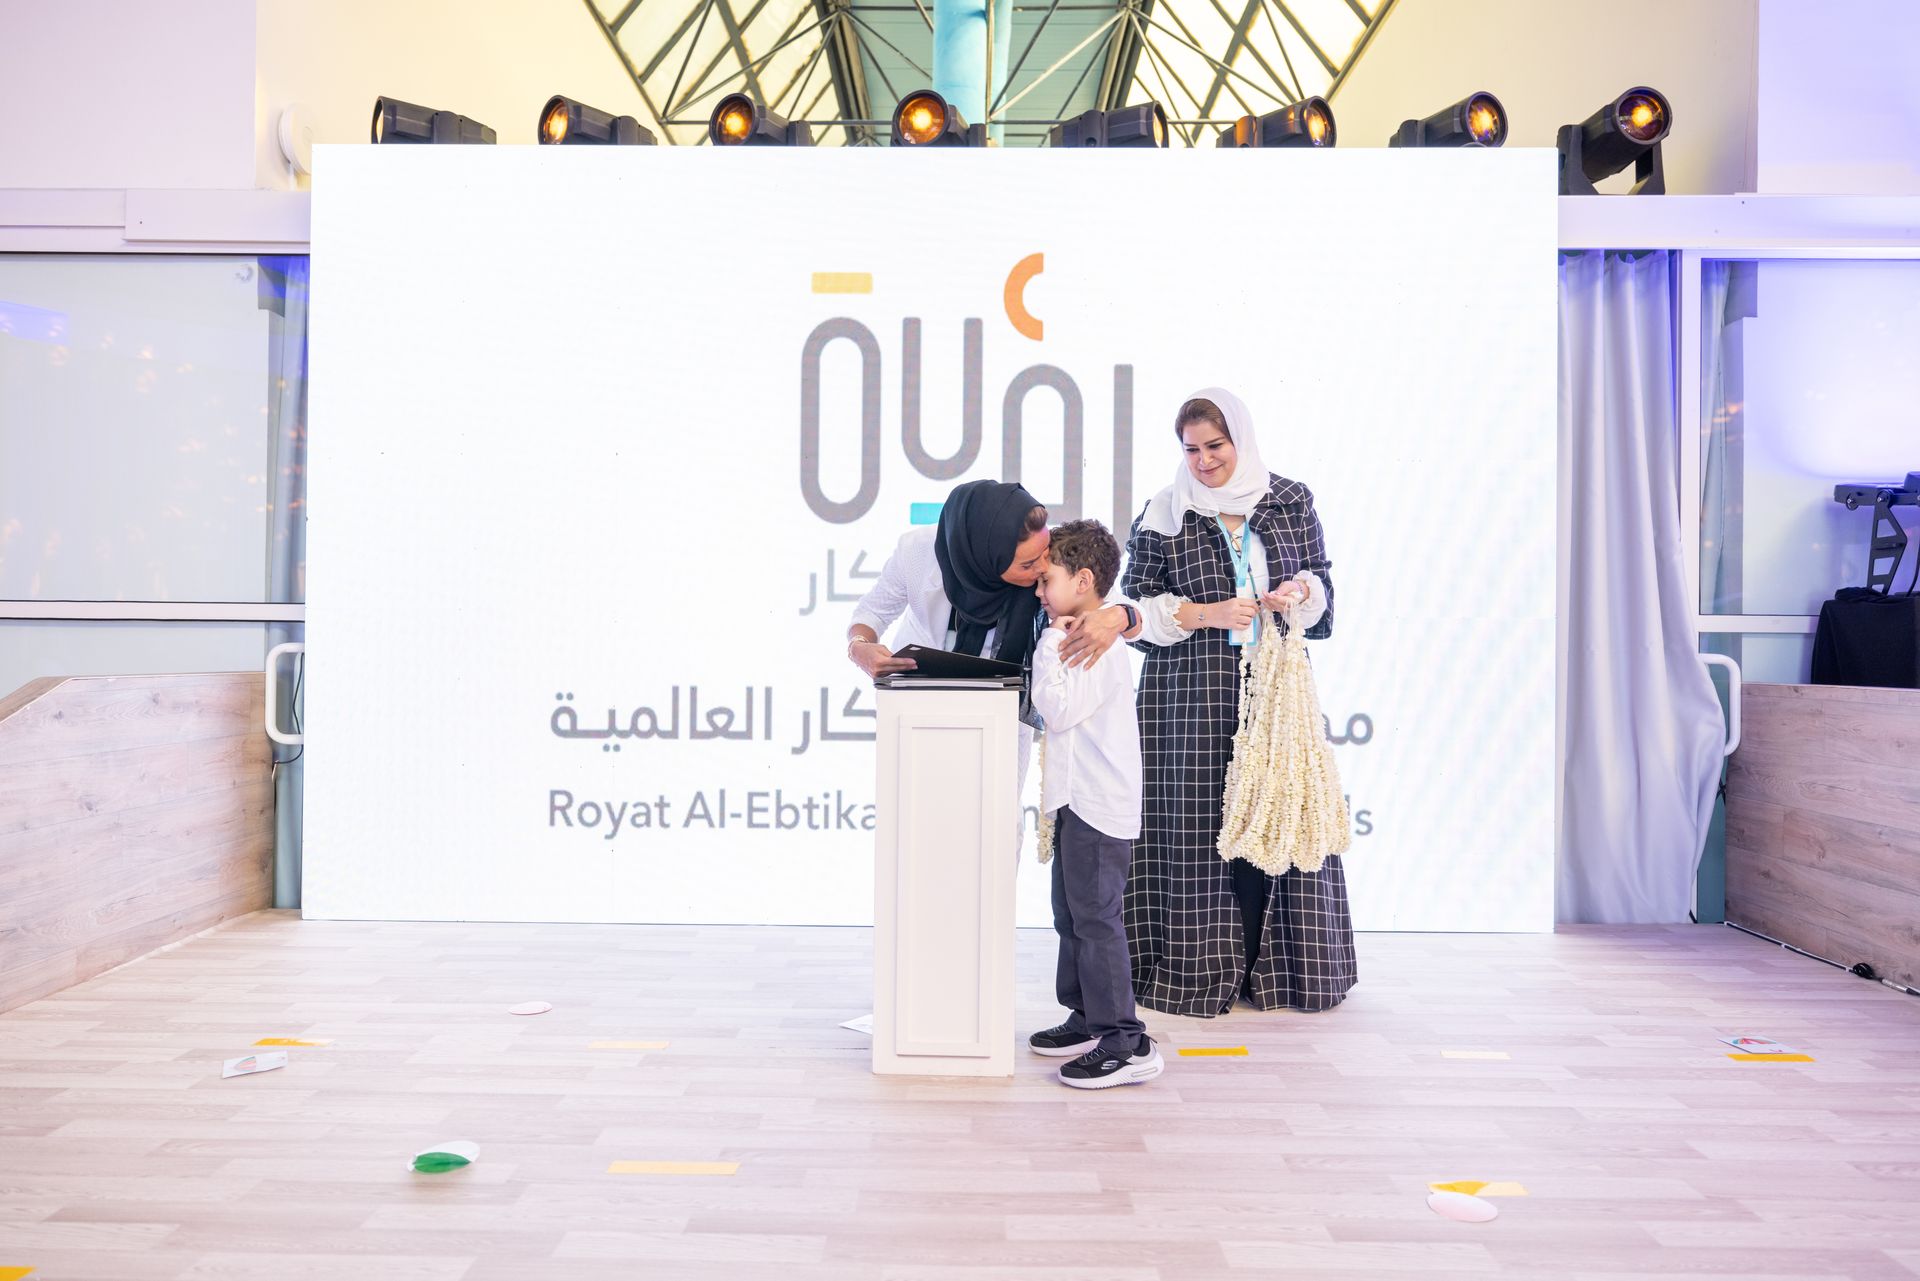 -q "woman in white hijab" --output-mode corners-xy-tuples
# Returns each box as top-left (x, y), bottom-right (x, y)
(1121, 388), (1356, 1017)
